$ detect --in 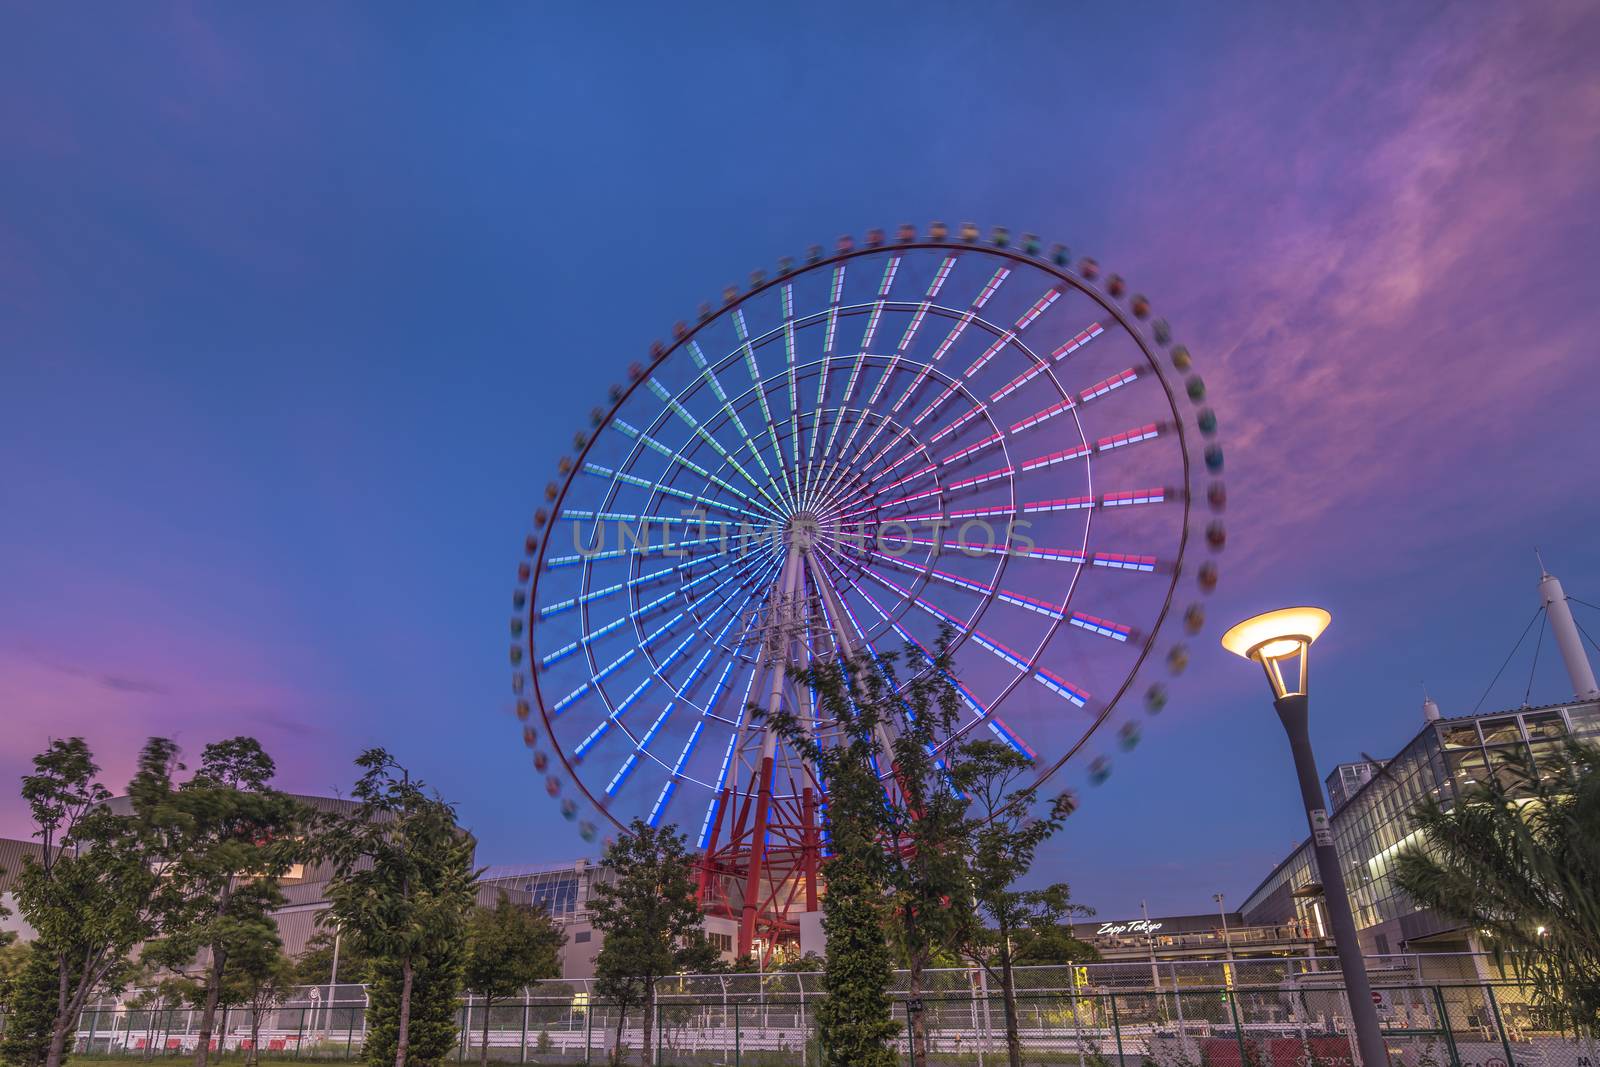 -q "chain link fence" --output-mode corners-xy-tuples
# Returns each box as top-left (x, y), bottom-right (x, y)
(8, 962), (1596, 1067)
